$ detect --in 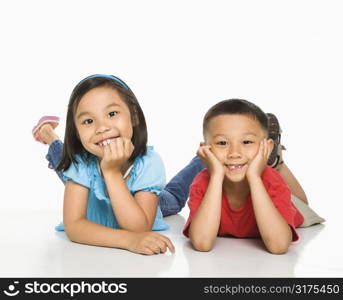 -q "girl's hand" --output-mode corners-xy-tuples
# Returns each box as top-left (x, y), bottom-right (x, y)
(100, 137), (134, 174)
(246, 139), (271, 180)
(197, 143), (225, 178)
(126, 232), (175, 255)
